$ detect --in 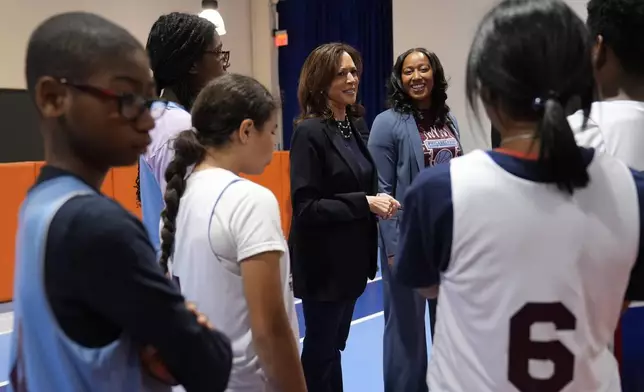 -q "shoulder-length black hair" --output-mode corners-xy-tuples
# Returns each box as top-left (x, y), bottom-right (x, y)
(387, 48), (450, 126)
